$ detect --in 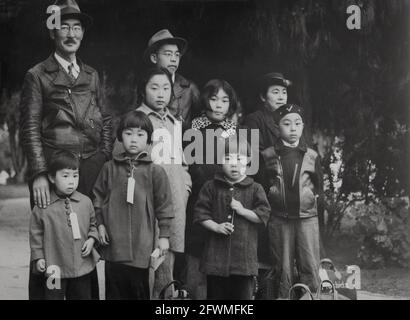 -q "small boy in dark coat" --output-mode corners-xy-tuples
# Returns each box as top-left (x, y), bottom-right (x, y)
(267, 104), (324, 299)
(193, 136), (271, 300)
